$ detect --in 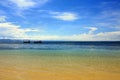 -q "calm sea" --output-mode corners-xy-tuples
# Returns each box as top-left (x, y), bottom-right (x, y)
(0, 41), (120, 80)
(0, 41), (120, 50)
